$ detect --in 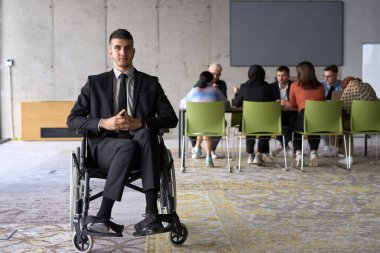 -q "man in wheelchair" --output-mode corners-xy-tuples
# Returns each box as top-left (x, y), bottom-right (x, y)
(67, 29), (178, 237)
